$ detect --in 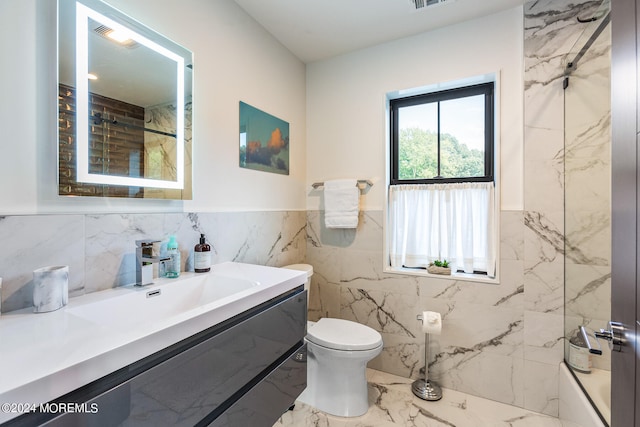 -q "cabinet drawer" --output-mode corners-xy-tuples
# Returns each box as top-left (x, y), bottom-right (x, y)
(207, 344), (307, 427)
(32, 290), (306, 427)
